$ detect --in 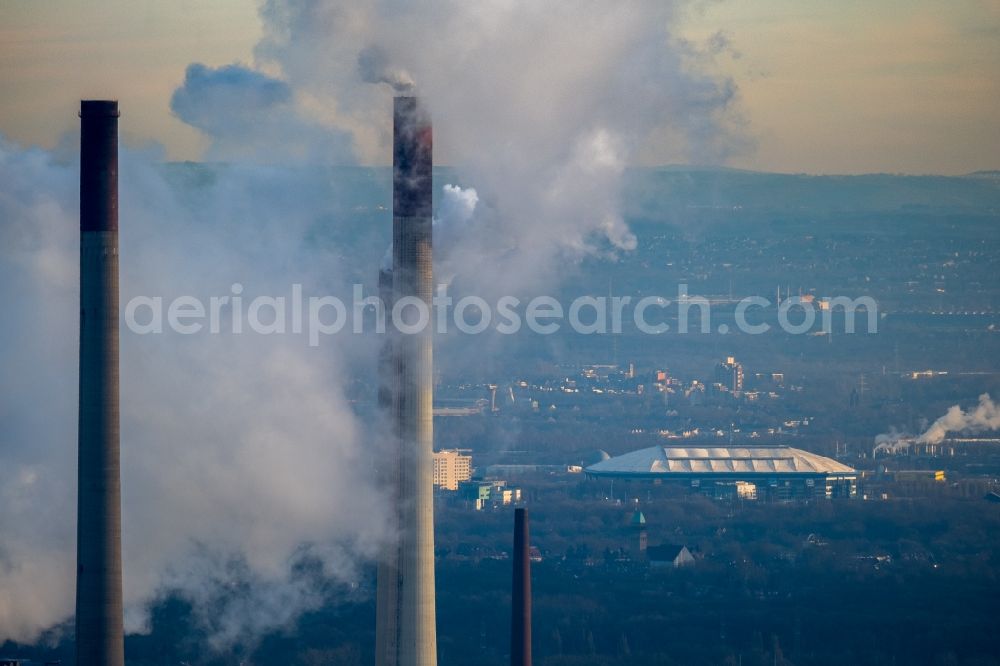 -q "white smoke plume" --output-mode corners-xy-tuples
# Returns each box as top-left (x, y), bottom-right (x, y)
(0, 138), (388, 648)
(917, 393), (1000, 445)
(0, 0), (749, 651)
(874, 393), (1000, 454)
(247, 0), (746, 297)
(873, 429), (913, 455)
(380, 183), (479, 275)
